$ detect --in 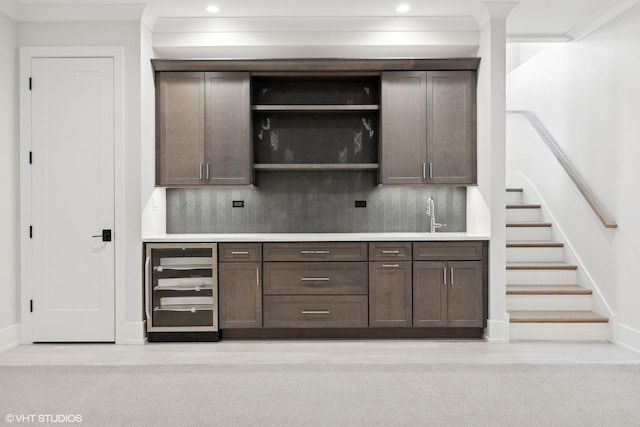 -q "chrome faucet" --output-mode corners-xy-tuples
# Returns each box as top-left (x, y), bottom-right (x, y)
(426, 197), (446, 233)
